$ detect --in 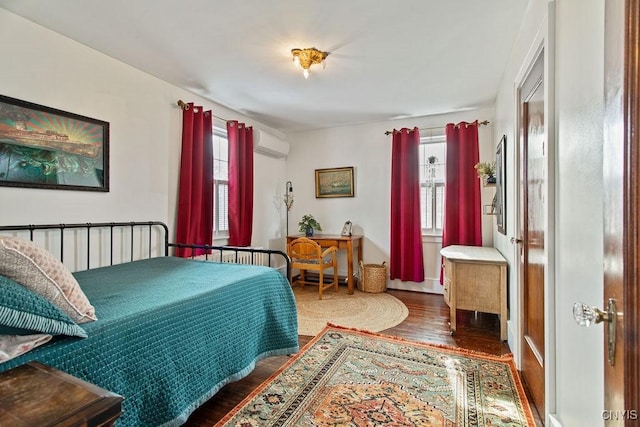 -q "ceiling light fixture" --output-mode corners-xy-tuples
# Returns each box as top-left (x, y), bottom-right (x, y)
(291, 47), (329, 79)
